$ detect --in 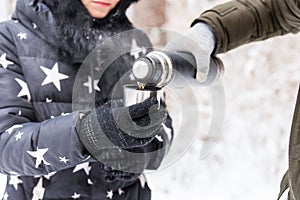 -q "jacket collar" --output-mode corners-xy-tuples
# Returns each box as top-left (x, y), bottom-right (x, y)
(12, 0), (138, 63)
(12, 0), (58, 48)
